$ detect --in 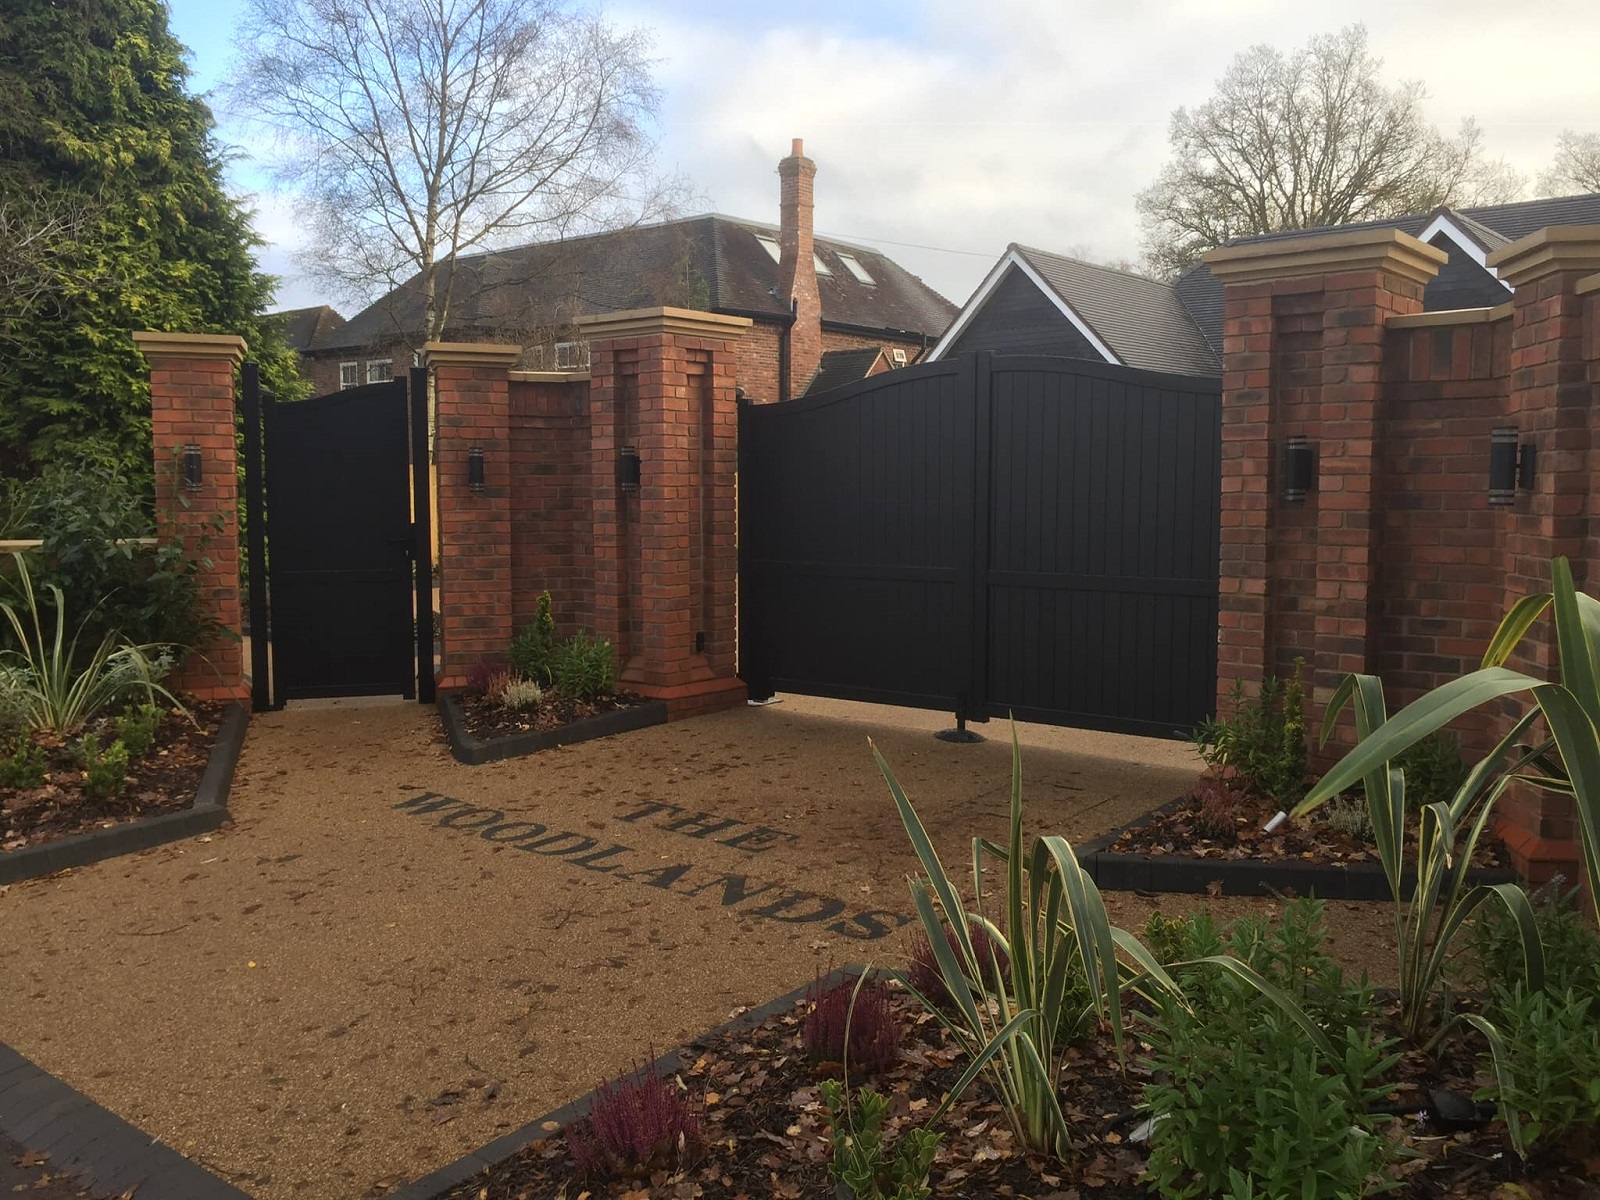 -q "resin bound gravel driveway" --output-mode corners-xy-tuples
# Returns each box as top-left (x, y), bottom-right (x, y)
(0, 696), (1398, 1199)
